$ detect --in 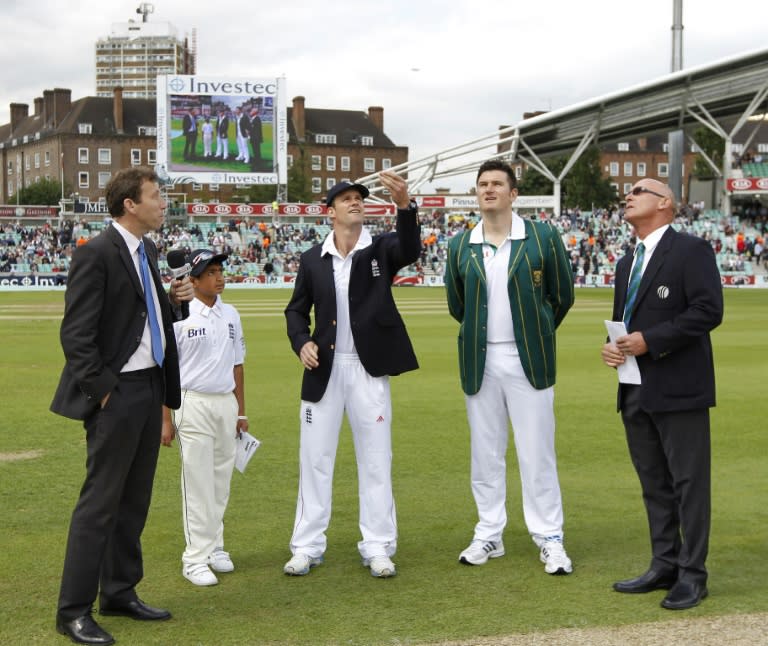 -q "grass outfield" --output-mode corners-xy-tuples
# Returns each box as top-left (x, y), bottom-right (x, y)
(0, 288), (766, 645)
